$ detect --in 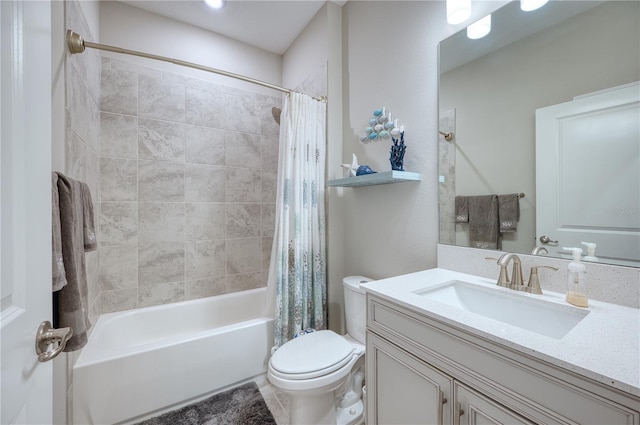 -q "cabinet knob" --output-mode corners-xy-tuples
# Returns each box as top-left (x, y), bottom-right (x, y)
(454, 401), (465, 425)
(438, 390), (447, 425)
